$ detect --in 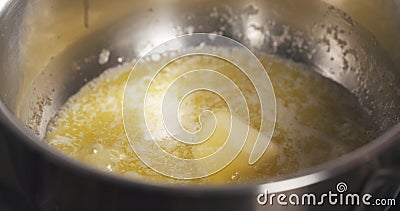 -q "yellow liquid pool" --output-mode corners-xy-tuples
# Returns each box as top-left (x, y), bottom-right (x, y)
(45, 53), (374, 185)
